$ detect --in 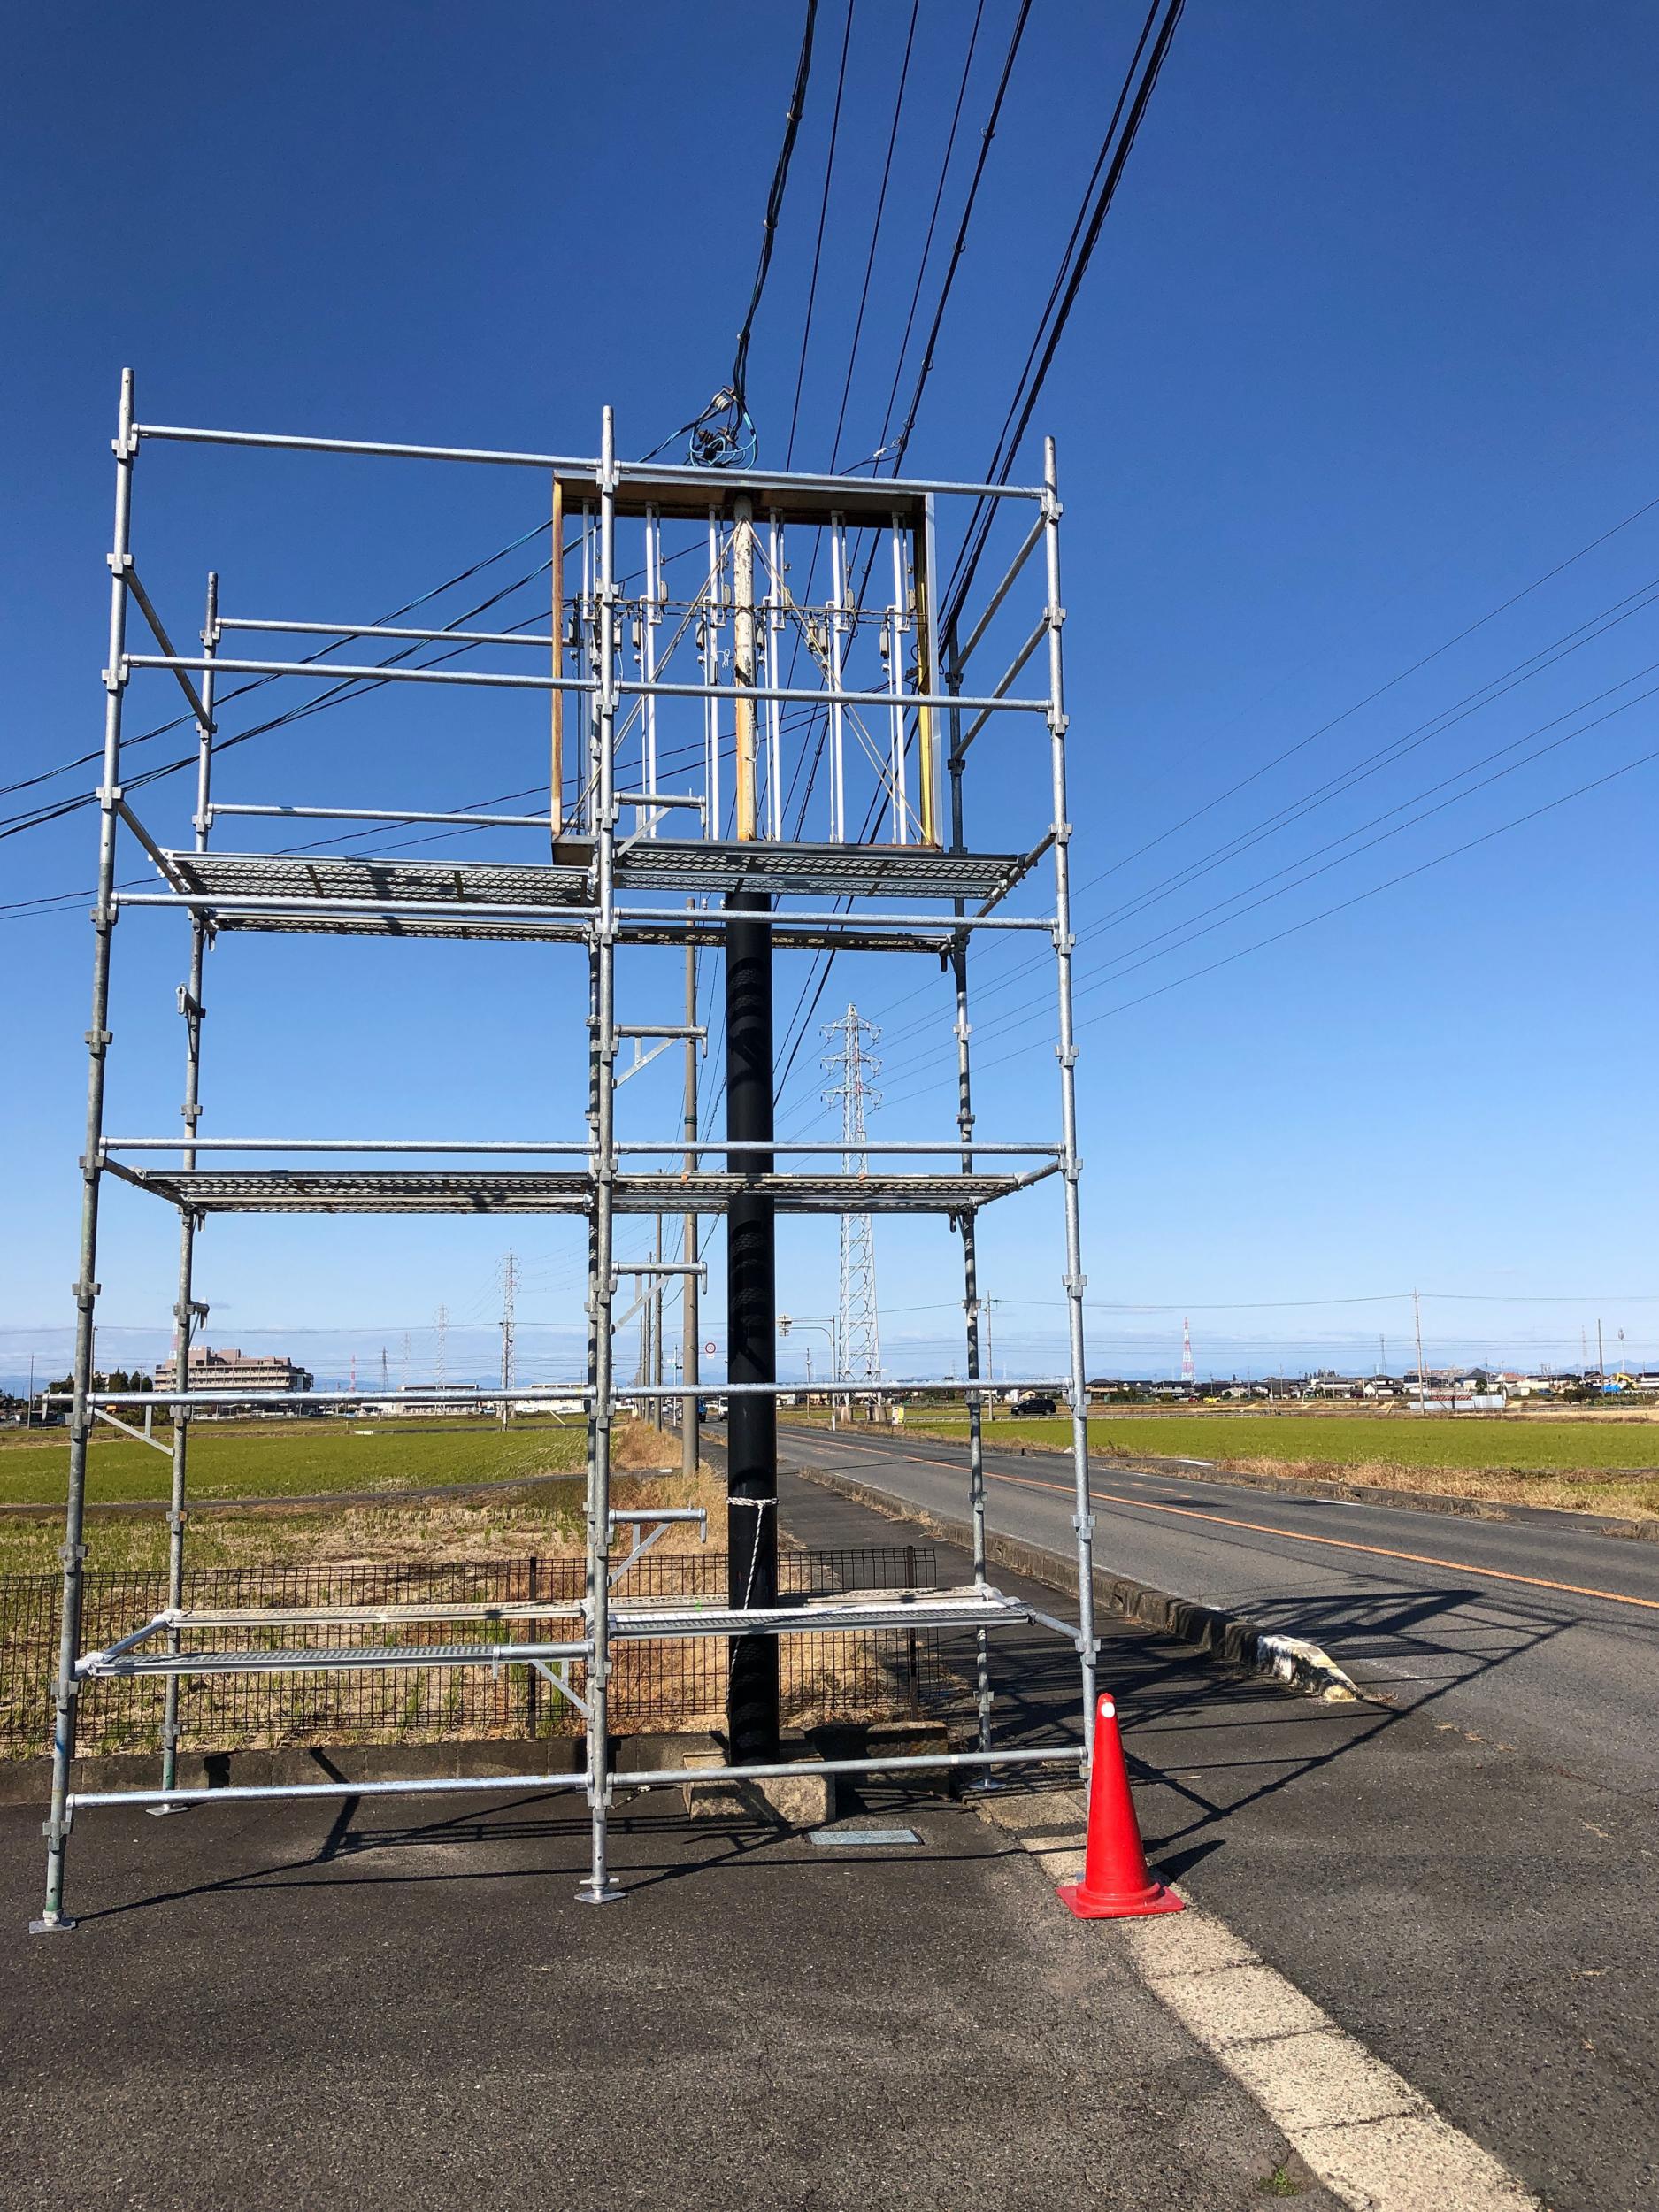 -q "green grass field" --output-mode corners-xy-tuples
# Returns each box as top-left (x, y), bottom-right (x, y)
(907, 1411), (1659, 1476)
(0, 1418), (591, 1508)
